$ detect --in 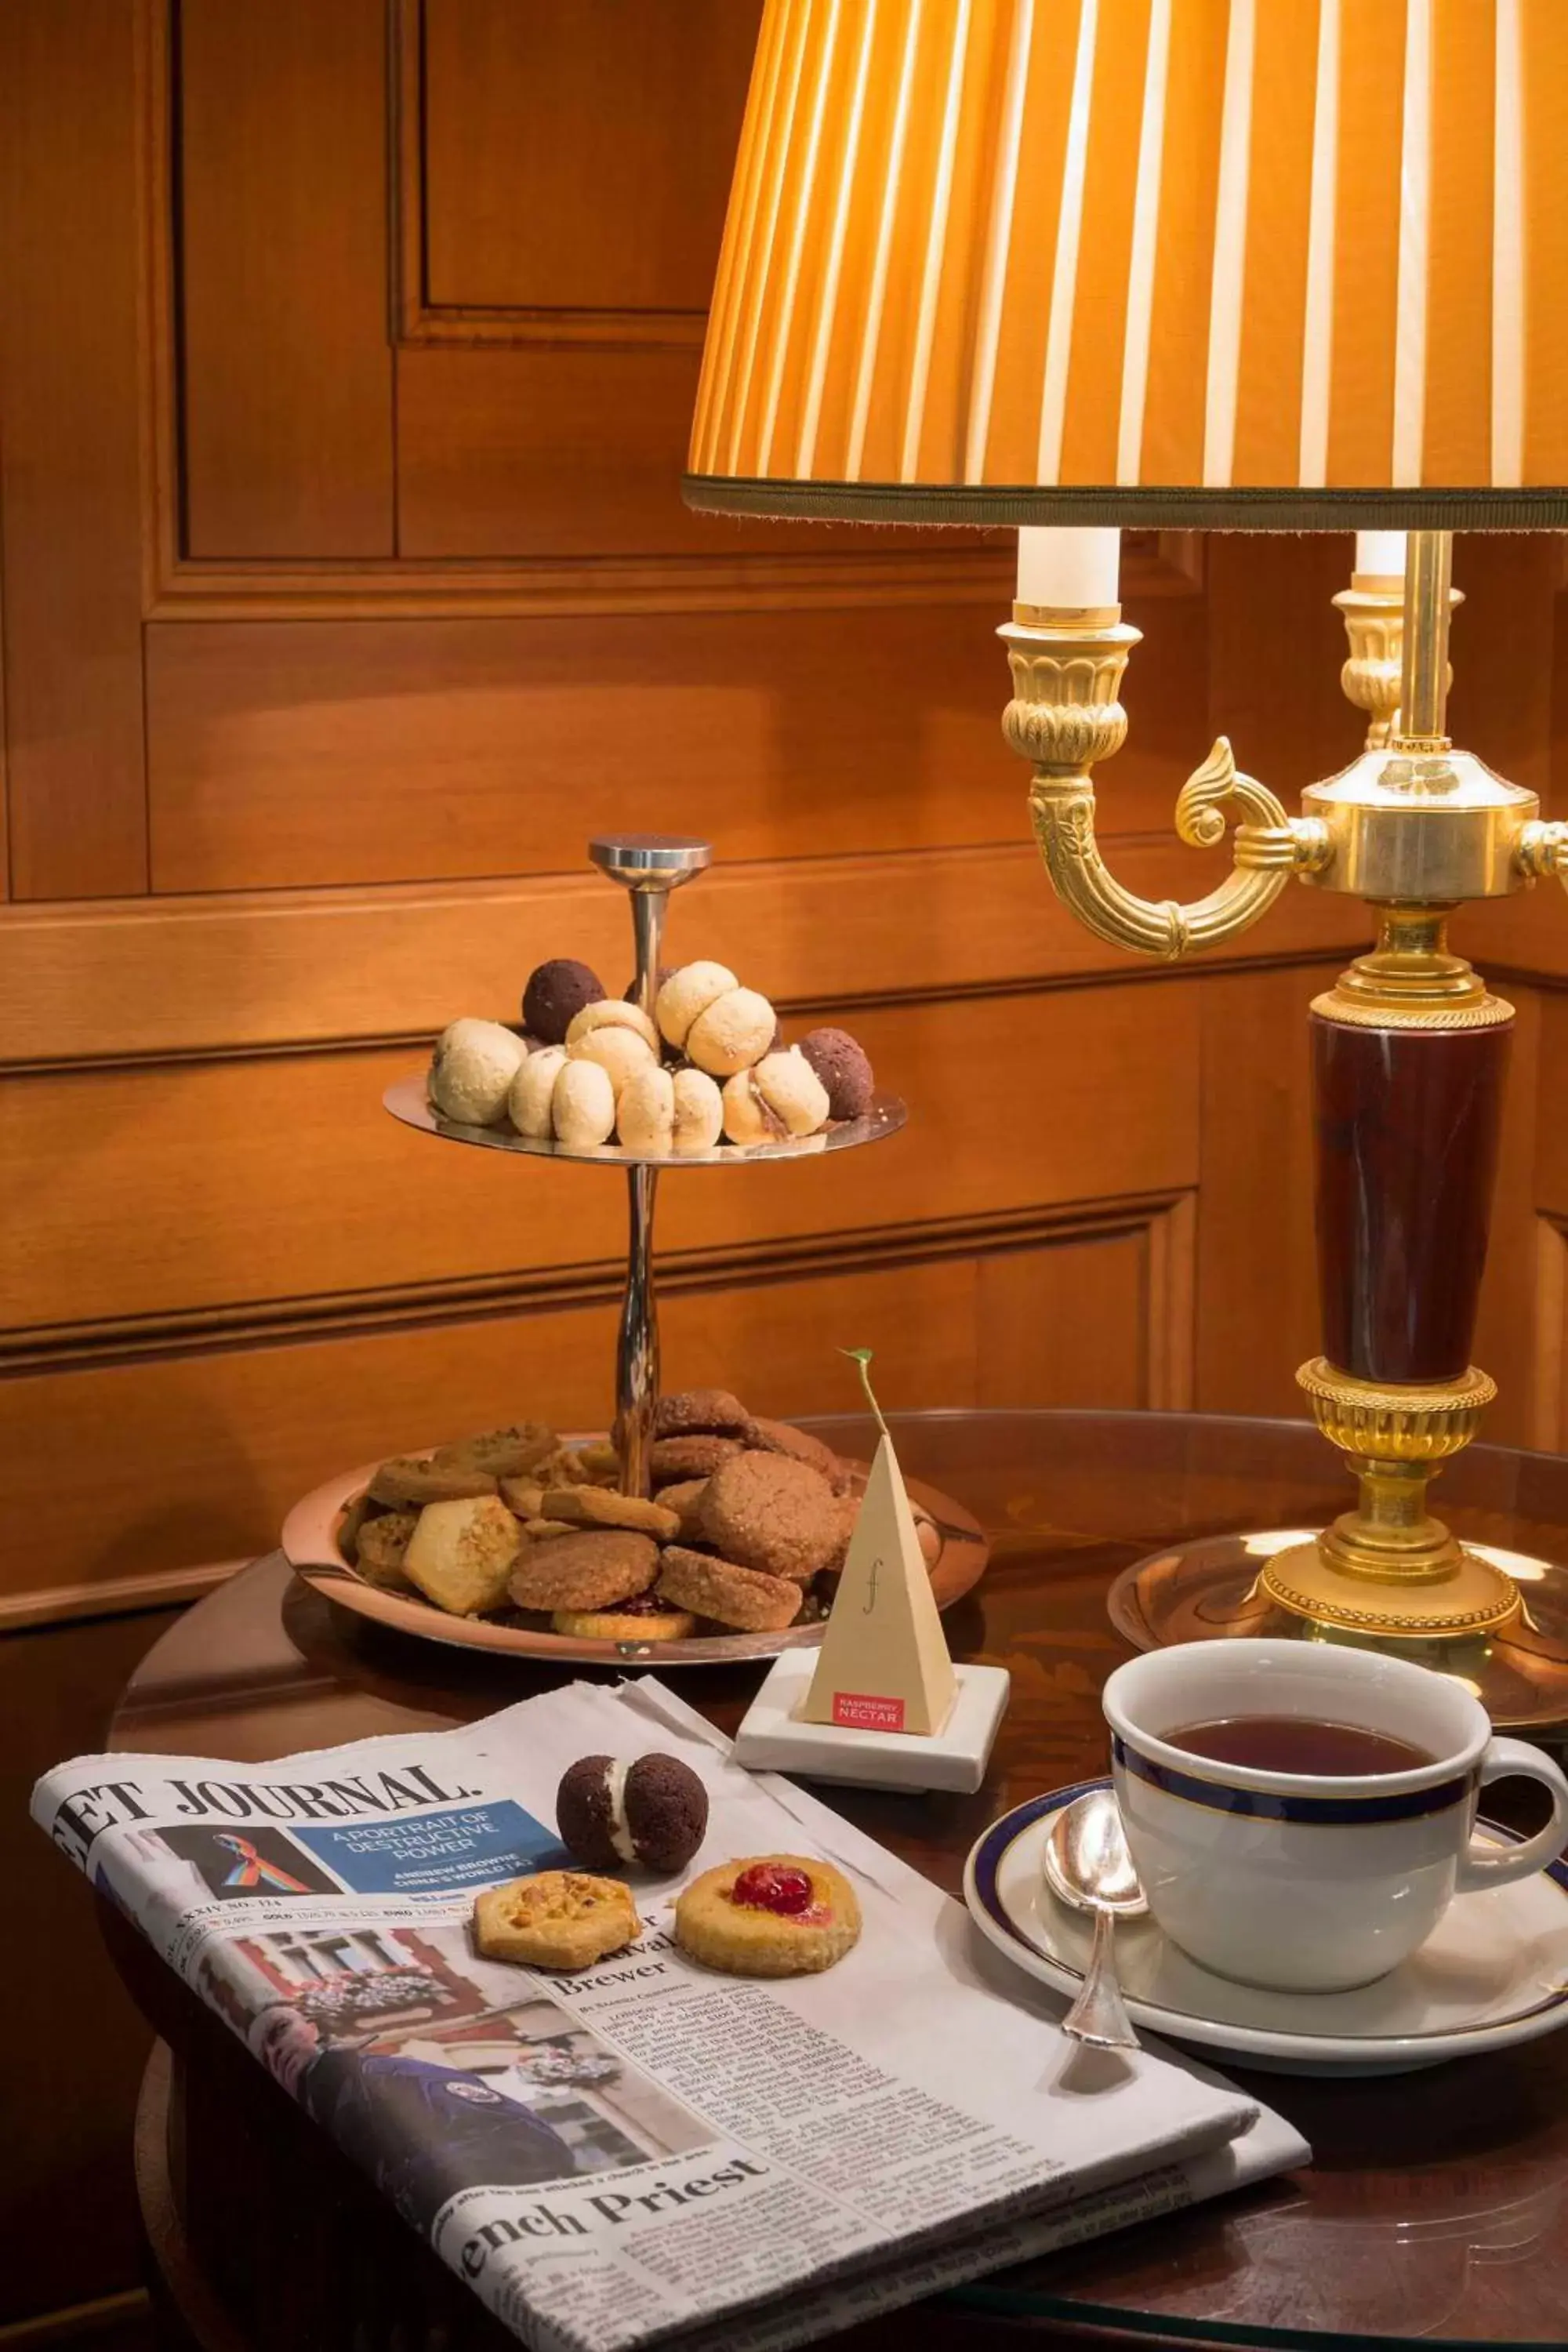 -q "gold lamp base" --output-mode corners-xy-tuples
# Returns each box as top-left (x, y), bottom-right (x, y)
(1258, 1359), (1521, 1639)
